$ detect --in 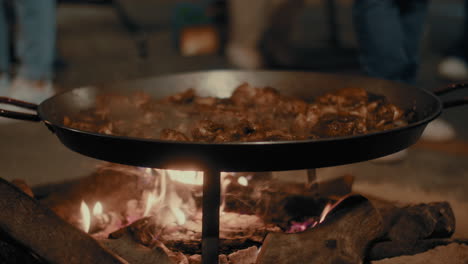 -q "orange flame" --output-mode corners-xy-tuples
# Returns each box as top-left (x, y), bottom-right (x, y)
(80, 201), (91, 233)
(166, 170), (203, 185)
(237, 176), (248, 186)
(141, 169), (236, 226)
(170, 207), (186, 225)
(93, 202), (103, 216)
(144, 193), (157, 217)
(319, 202), (333, 224)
